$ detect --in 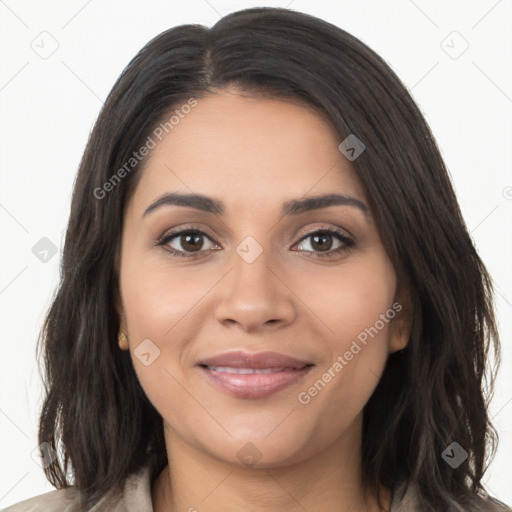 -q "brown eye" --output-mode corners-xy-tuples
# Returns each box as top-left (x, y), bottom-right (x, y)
(157, 228), (219, 257)
(178, 232), (204, 252)
(294, 228), (355, 258)
(310, 231), (334, 252)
